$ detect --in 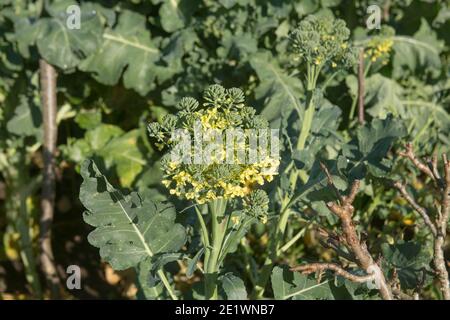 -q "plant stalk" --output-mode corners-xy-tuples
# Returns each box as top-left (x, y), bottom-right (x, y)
(39, 59), (61, 298)
(4, 163), (42, 297)
(204, 198), (228, 300)
(357, 49), (365, 124)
